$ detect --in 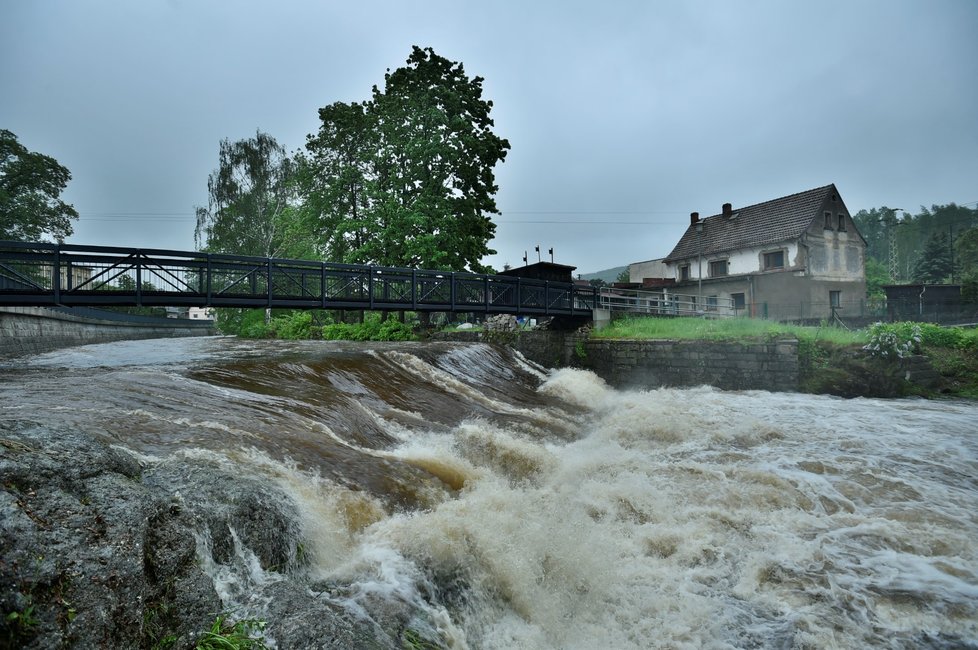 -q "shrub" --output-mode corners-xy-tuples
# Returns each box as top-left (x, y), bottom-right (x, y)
(320, 313), (416, 341)
(862, 322), (921, 359)
(270, 311), (312, 340)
